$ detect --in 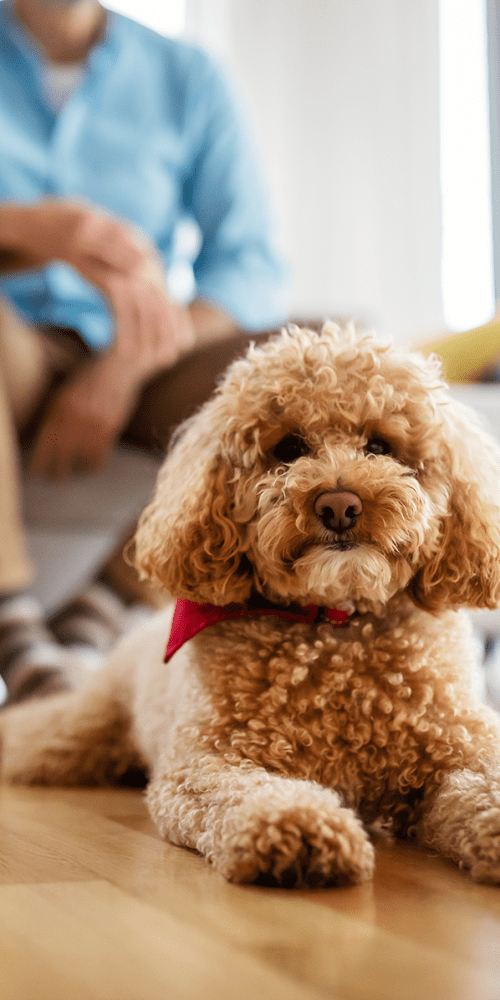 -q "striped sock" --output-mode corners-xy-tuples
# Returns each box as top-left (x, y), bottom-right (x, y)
(0, 591), (102, 706)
